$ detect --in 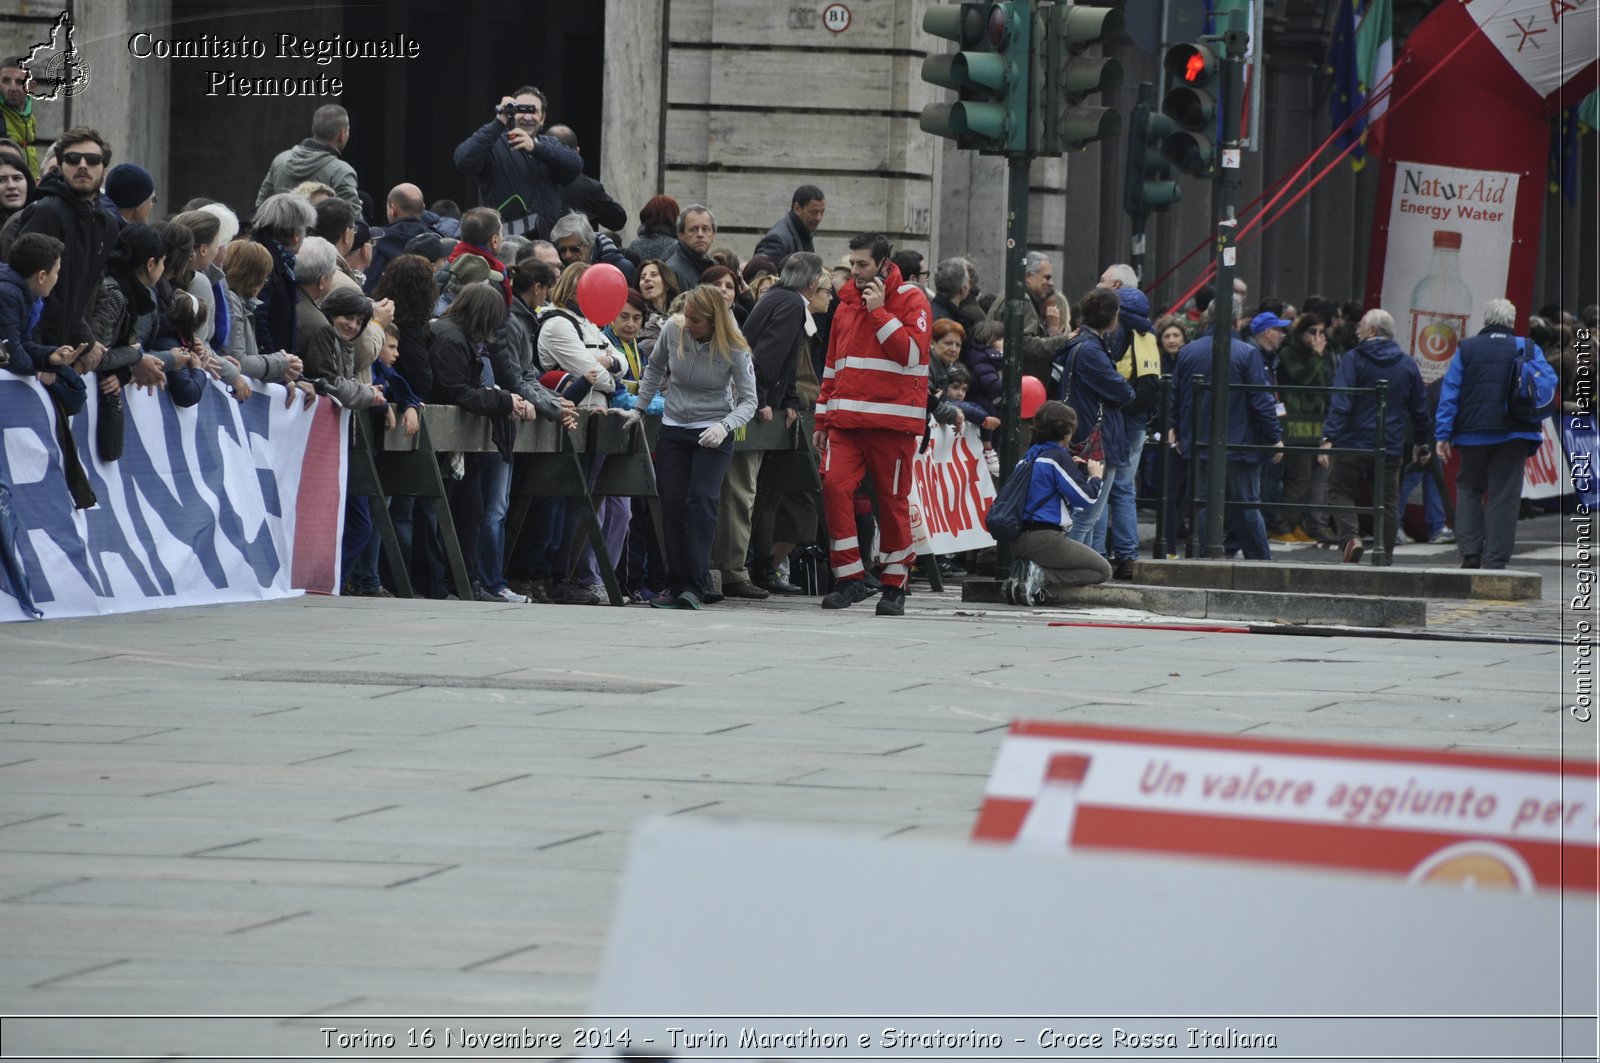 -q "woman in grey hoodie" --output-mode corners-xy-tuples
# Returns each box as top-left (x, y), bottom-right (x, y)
(625, 284), (758, 609)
